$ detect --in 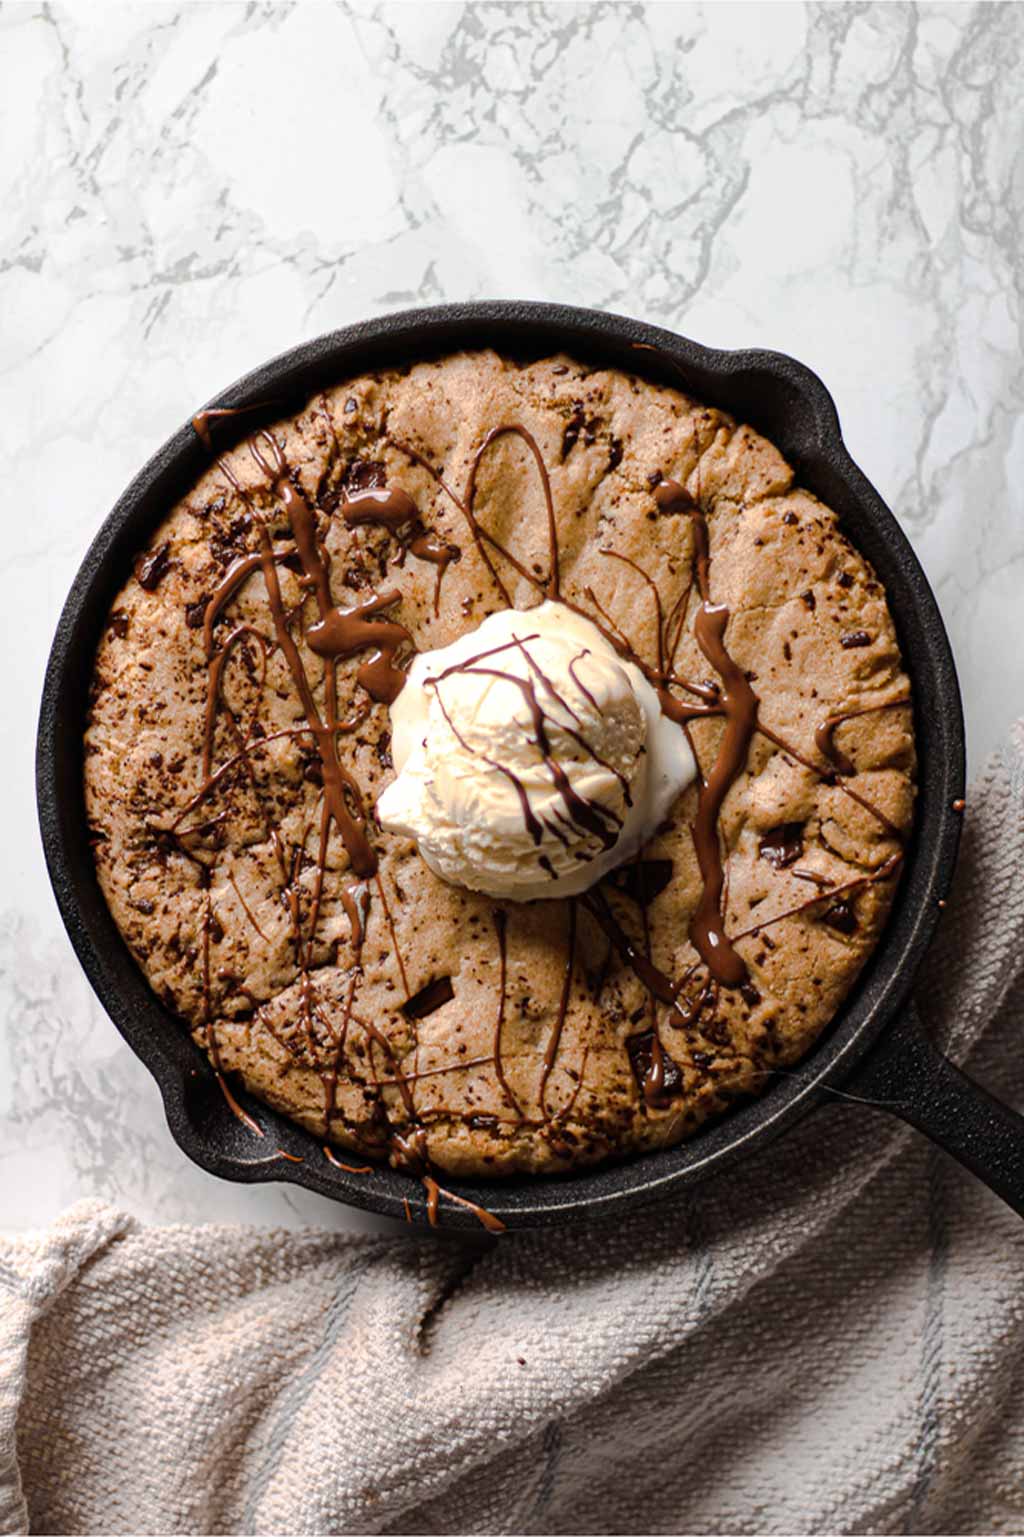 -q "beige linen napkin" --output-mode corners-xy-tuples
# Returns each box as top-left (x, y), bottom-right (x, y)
(2, 726), (1024, 1537)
